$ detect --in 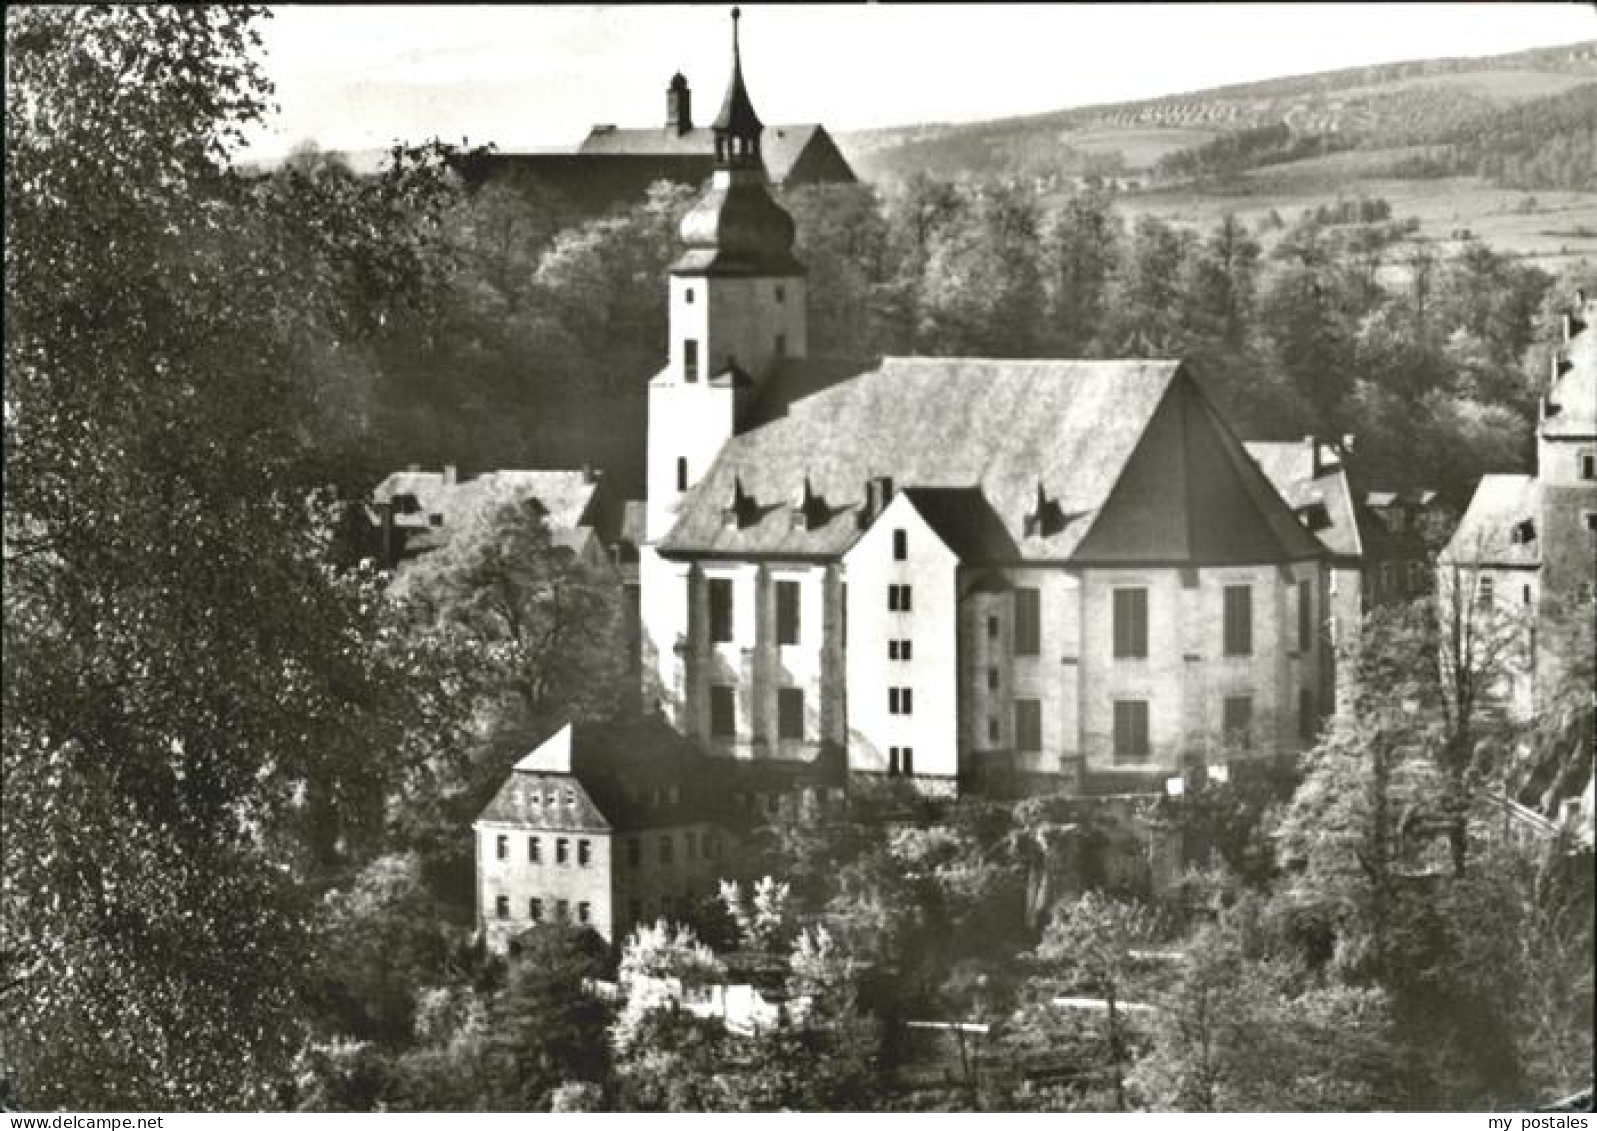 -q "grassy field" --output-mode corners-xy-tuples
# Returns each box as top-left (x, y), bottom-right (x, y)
(1119, 156), (1597, 278)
